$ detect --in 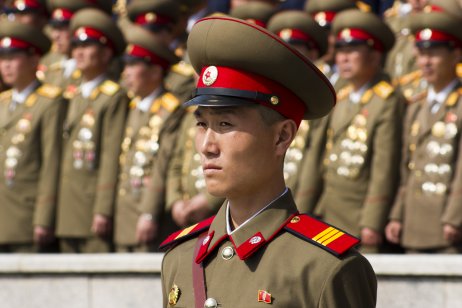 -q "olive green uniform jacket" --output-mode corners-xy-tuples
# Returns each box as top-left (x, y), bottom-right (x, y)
(114, 90), (185, 248)
(302, 74), (405, 237)
(390, 81), (462, 250)
(0, 83), (66, 244)
(56, 79), (129, 238)
(164, 55), (196, 103)
(166, 111), (224, 218)
(161, 191), (377, 308)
